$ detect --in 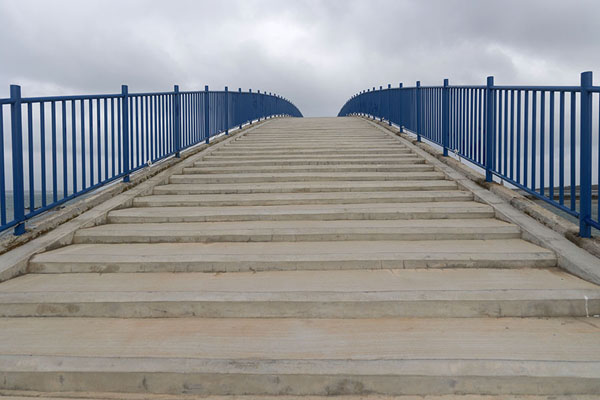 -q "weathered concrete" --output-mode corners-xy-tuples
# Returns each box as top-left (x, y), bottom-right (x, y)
(1, 268), (598, 318)
(0, 318), (599, 394)
(1, 116), (600, 396)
